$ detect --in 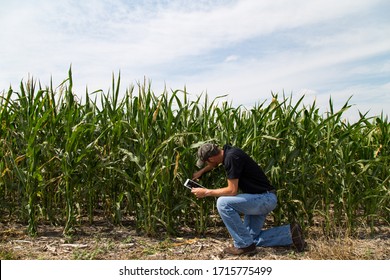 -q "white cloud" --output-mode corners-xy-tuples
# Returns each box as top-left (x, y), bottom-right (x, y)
(1, 0), (389, 120)
(224, 55), (239, 63)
